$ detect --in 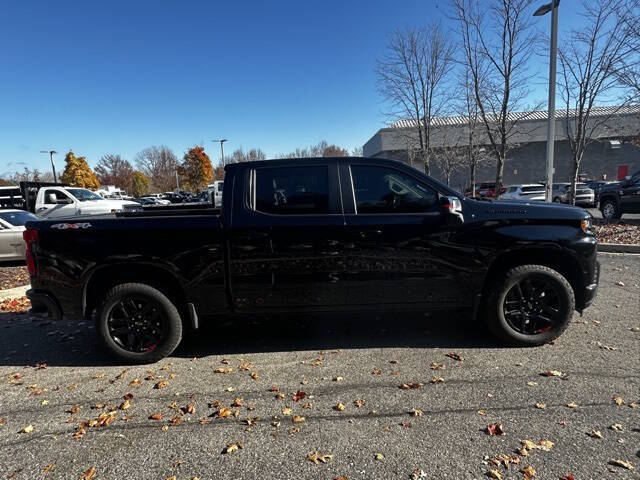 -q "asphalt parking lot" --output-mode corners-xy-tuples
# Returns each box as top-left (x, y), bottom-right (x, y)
(0, 253), (638, 480)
